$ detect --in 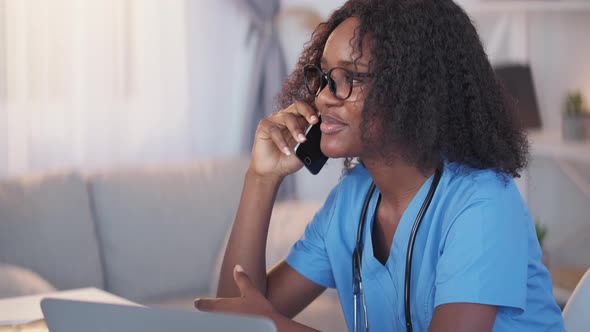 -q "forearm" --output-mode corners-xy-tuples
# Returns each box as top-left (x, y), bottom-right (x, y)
(271, 312), (320, 332)
(216, 169), (282, 297)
